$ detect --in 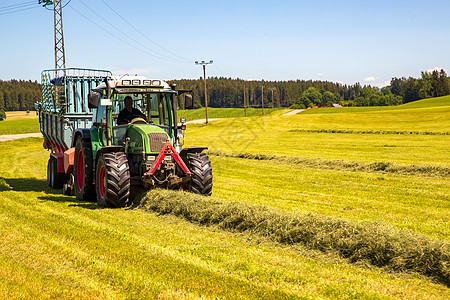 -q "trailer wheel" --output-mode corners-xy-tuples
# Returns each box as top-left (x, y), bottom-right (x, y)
(47, 157), (55, 188)
(74, 137), (95, 201)
(47, 156), (68, 189)
(96, 152), (130, 208)
(187, 153), (213, 196)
